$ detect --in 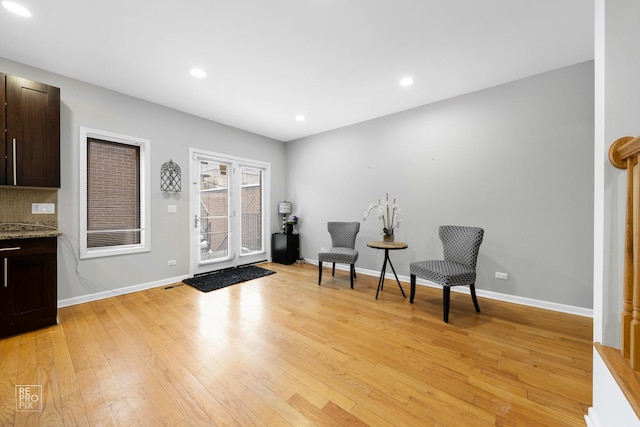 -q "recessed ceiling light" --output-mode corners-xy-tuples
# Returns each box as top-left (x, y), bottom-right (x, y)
(2, 1), (31, 17)
(295, 114), (305, 122)
(190, 68), (207, 79)
(399, 77), (414, 87)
